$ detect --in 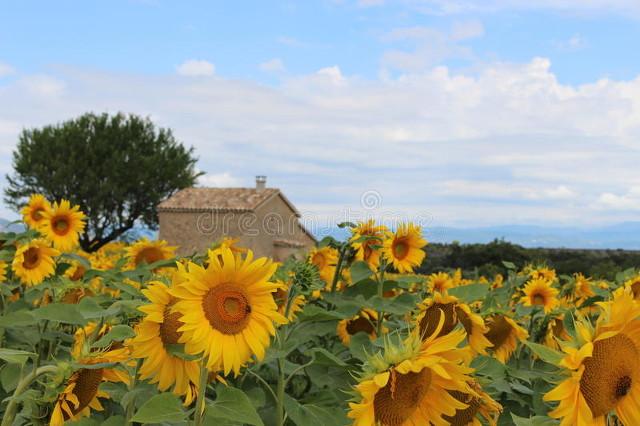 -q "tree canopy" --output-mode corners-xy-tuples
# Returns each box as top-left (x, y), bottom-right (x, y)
(4, 112), (201, 252)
